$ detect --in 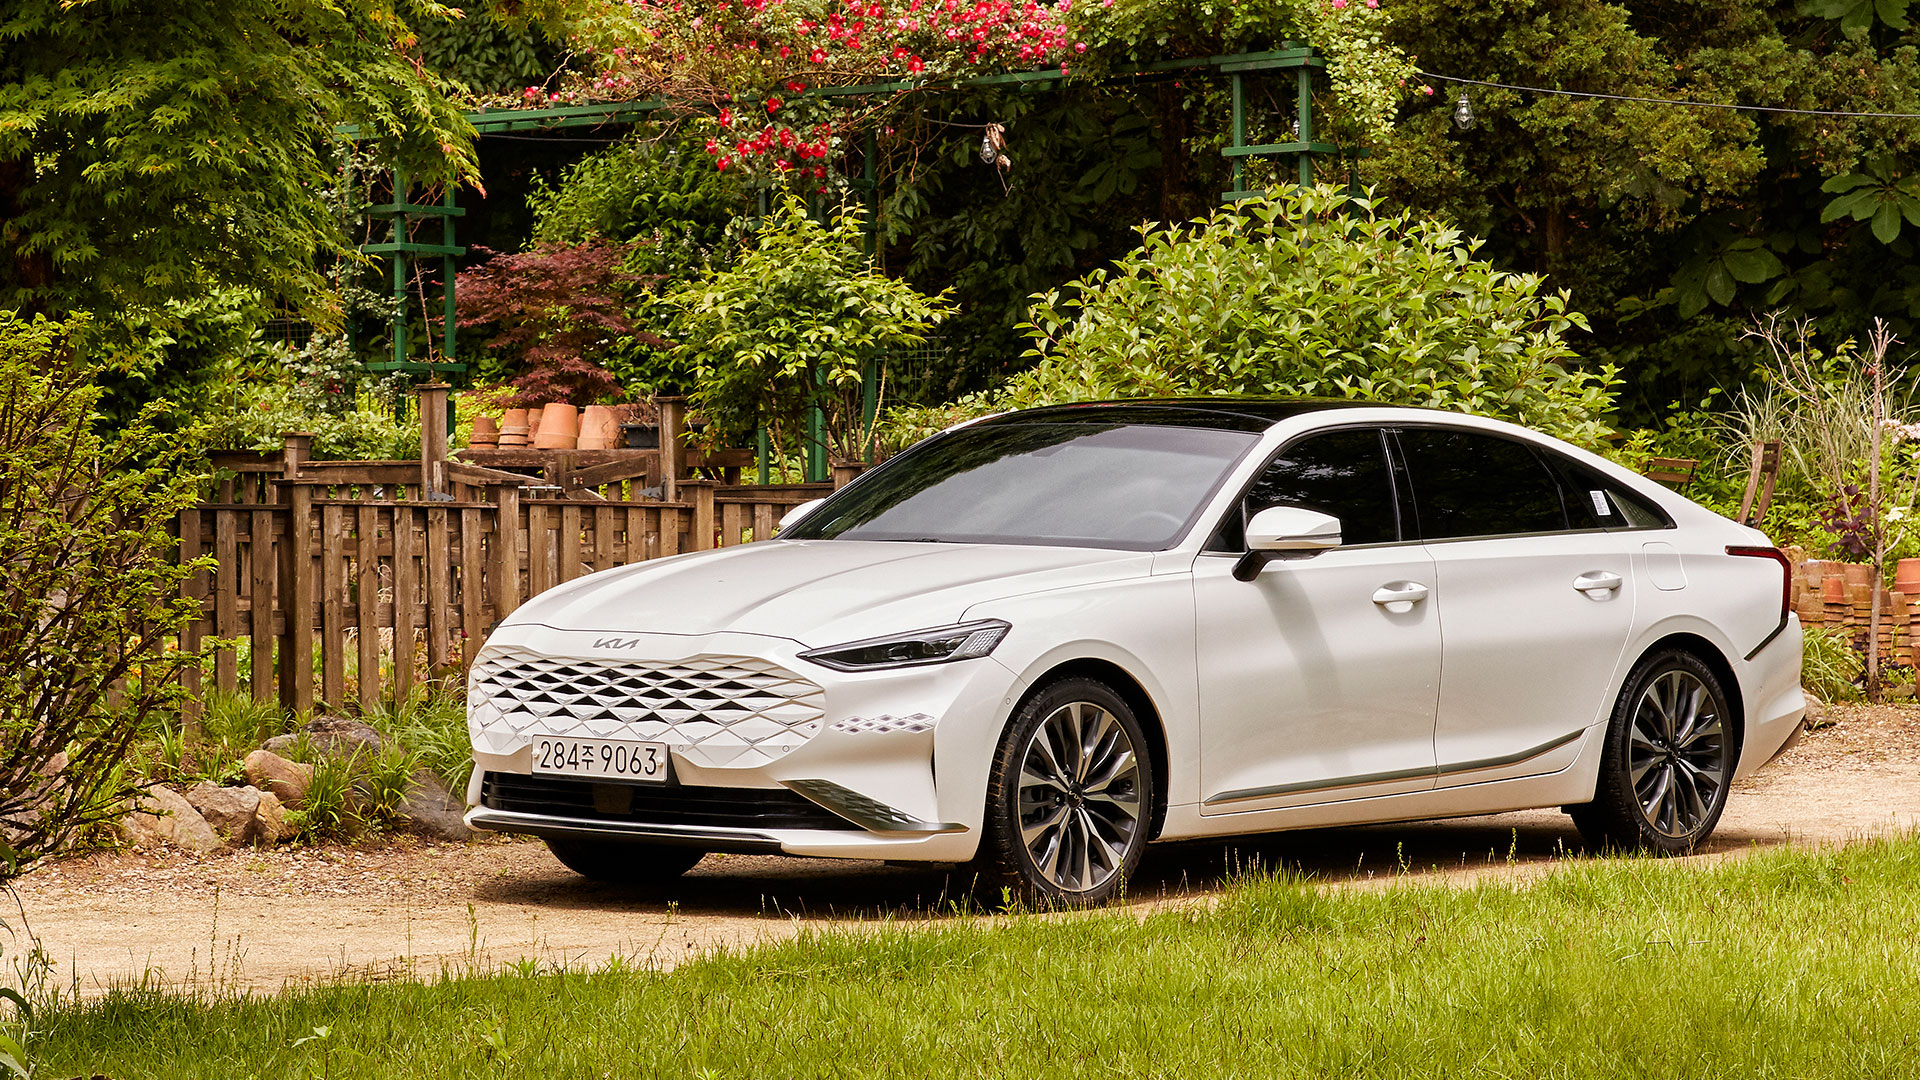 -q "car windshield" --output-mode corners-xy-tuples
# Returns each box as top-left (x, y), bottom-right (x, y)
(783, 420), (1261, 549)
